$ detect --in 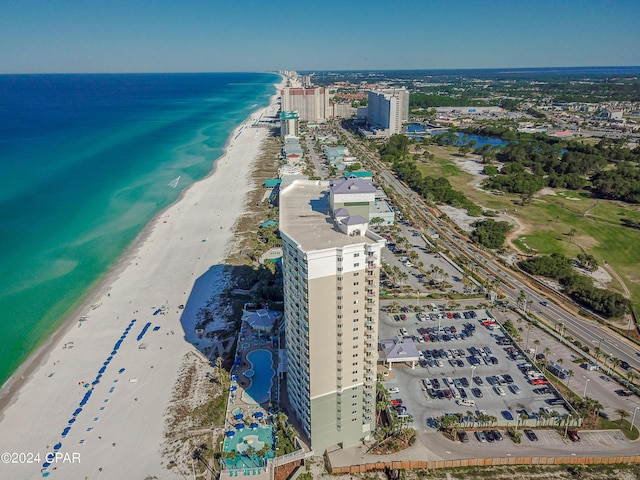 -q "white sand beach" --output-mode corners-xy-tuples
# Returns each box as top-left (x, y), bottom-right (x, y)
(0, 82), (283, 480)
